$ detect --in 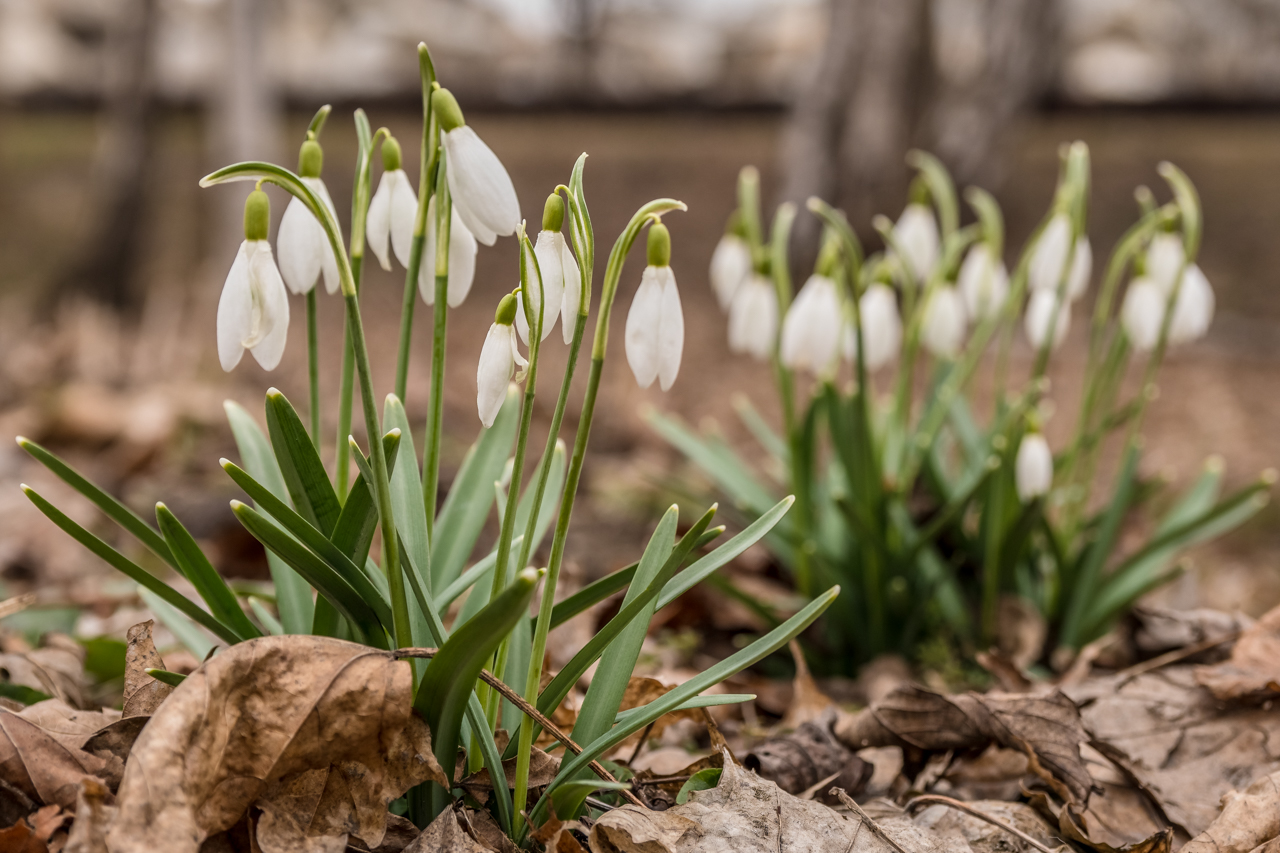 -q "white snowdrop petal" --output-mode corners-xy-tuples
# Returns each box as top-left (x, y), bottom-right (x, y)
(246, 241), (290, 371)
(453, 195), (498, 247)
(366, 173), (394, 271)
(1120, 277), (1164, 352)
(921, 286), (967, 359)
(444, 126), (520, 242)
(781, 275), (841, 375)
(389, 170), (419, 268)
(852, 284), (902, 370)
(1029, 214), (1071, 293)
(1024, 289), (1070, 350)
(216, 241), (254, 371)
(560, 242), (582, 344)
(305, 177), (341, 295)
(710, 234), (752, 310)
(1146, 232), (1185, 294)
(625, 267), (663, 388)
(477, 323), (515, 427)
(656, 267), (684, 391)
(958, 245), (1009, 320)
(1066, 237), (1092, 301)
(1016, 434), (1053, 501)
(531, 231), (565, 340)
(1170, 265), (1214, 345)
(892, 204), (939, 285)
(447, 213), (479, 307)
(277, 195), (322, 295)
(728, 275), (777, 360)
